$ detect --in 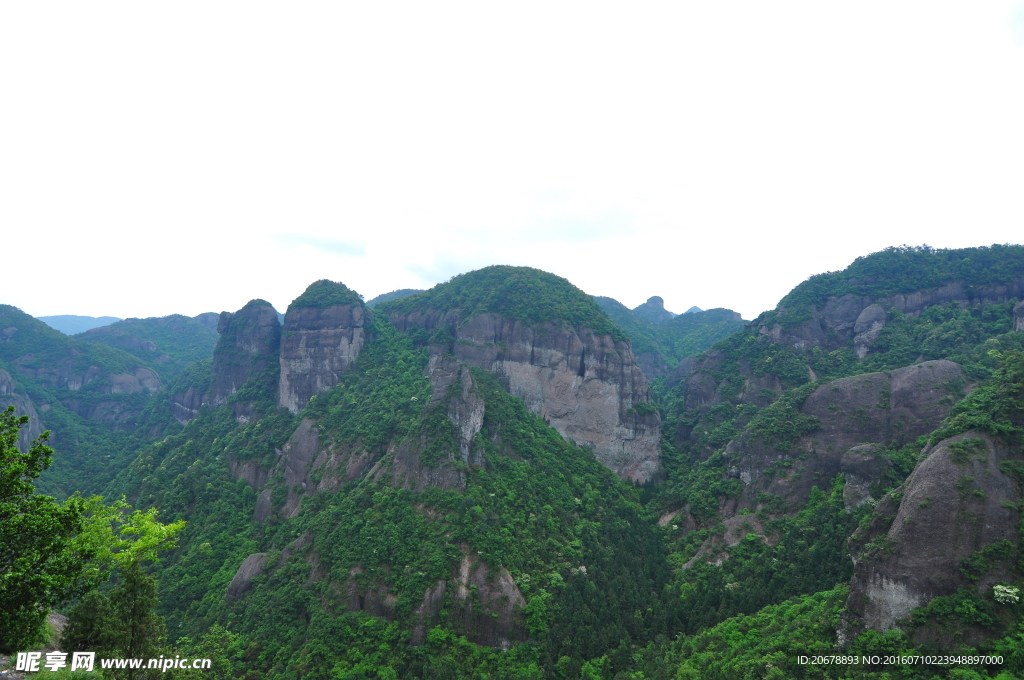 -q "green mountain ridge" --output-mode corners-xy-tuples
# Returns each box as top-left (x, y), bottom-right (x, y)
(593, 295), (746, 379)
(5, 247), (1024, 679)
(75, 313), (220, 382)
